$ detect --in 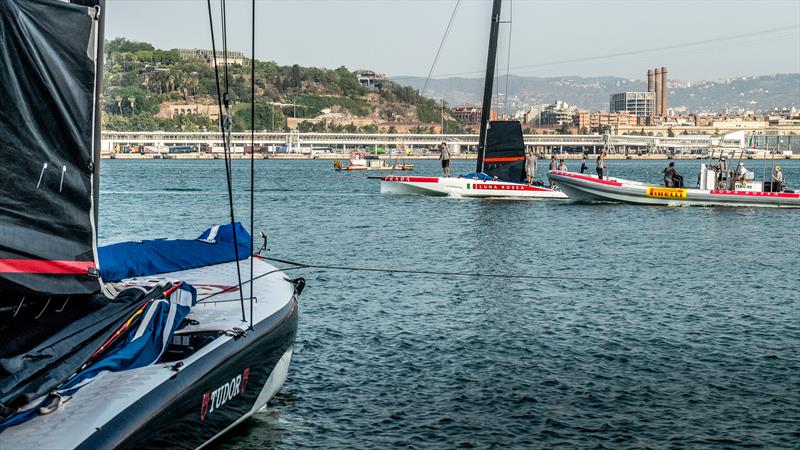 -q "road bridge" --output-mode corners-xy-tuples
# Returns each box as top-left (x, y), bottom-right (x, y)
(101, 131), (747, 155)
